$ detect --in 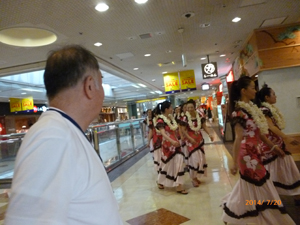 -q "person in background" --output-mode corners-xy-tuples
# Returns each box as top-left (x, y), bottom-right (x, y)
(180, 99), (214, 187)
(255, 84), (300, 205)
(156, 101), (187, 194)
(207, 107), (213, 123)
(221, 76), (294, 225)
(5, 45), (123, 225)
